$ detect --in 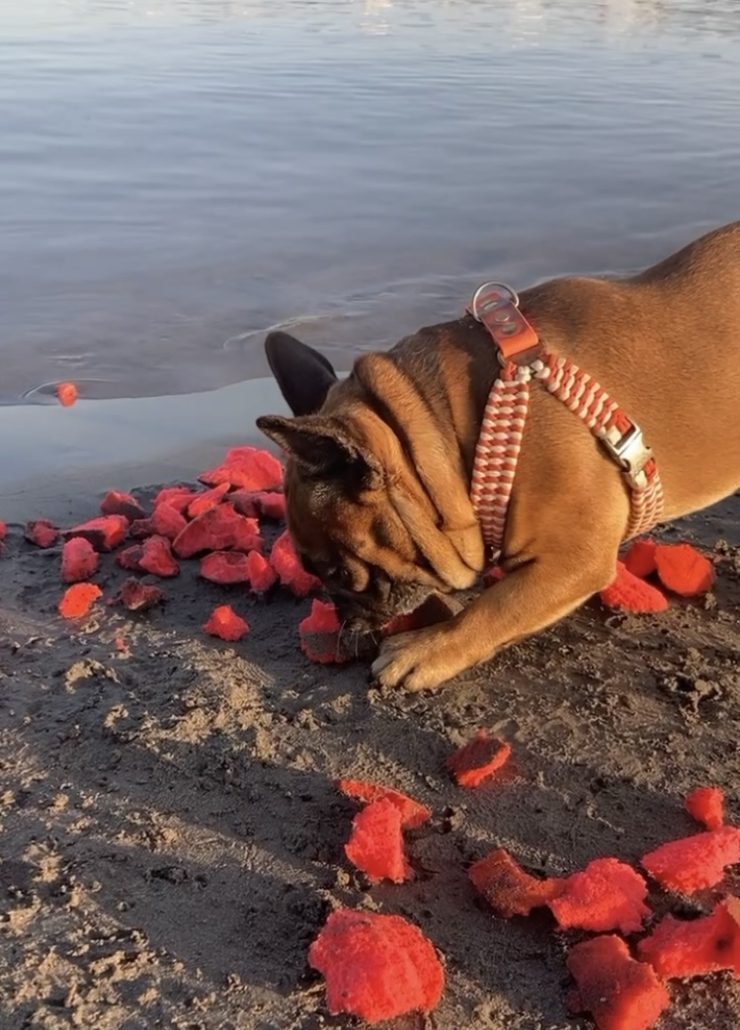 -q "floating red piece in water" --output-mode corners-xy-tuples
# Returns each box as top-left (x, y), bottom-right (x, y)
(59, 582), (102, 619)
(65, 515), (128, 552)
(637, 897), (740, 979)
(684, 786), (725, 831)
(138, 535), (179, 578)
(599, 561), (668, 613)
(299, 599), (346, 664)
(641, 827), (740, 893)
(202, 604), (249, 641)
(187, 483), (231, 519)
(25, 519), (60, 549)
(308, 909), (445, 1025)
(469, 848), (564, 918)
(548, 858), (651, 934)
(118, 579), (164, 611)
(623, 538), (657, 578)
(337, 780), (431, 829)
(445, 730), (511, 788)
(100, 490), (146, 522)
(245, 550), (277, 593)
(56, 382), (78, 407)
(61, 538), (99, 584)
(199, 551), (252, 585)
(199, 445), (283, 491)
(344, 798), (413, 883)
(654, 542), (715, 597)
(270, 530), (321, 597)
(173, 504), (261, 558)
(567, 934), (669, 1030)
